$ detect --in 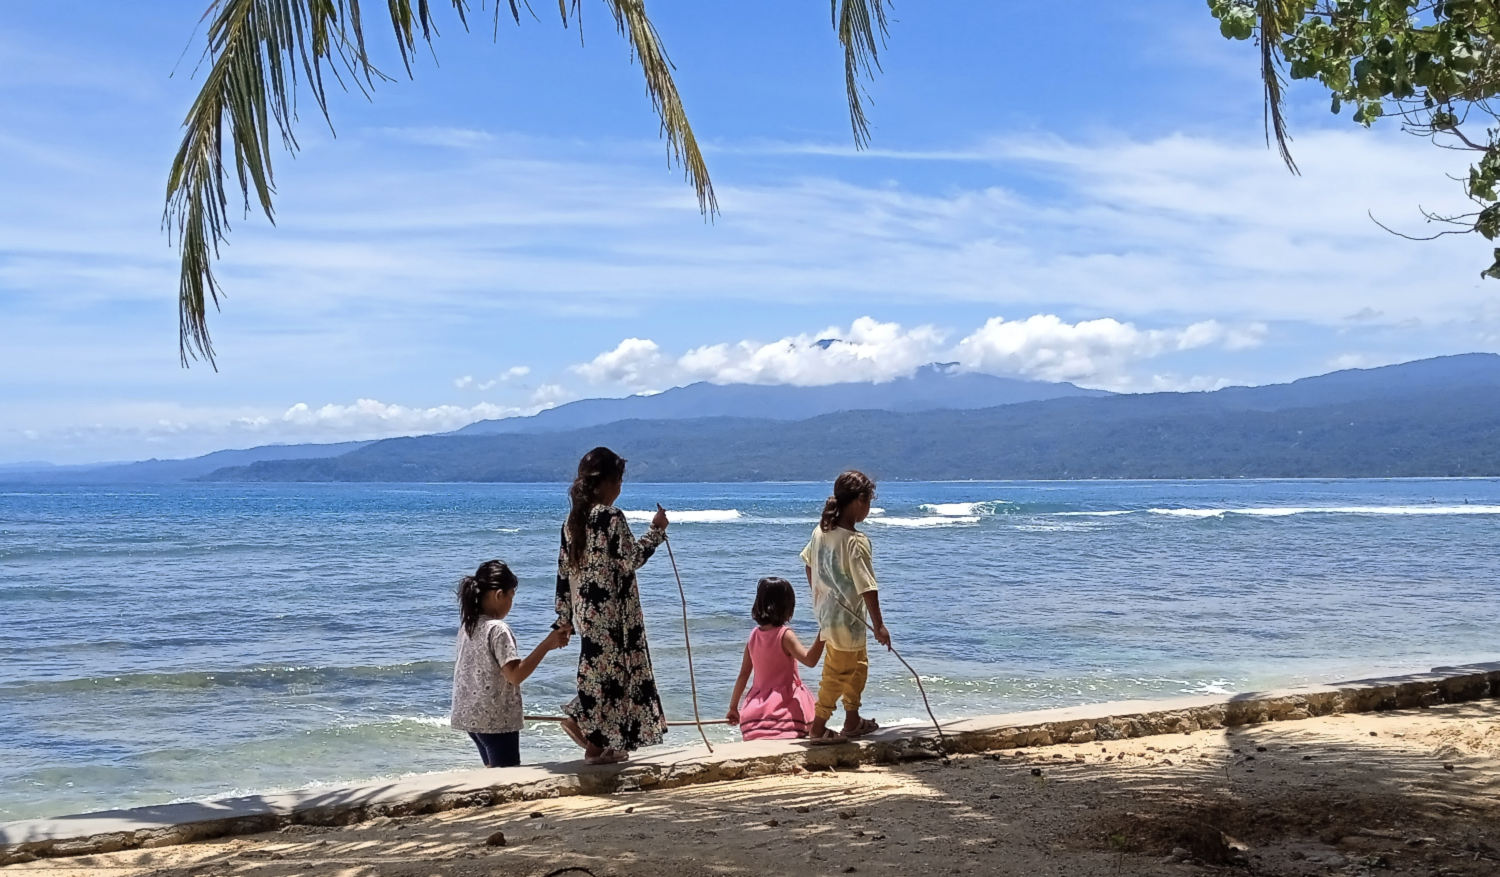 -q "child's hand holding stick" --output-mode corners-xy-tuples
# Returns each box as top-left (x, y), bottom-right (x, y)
(825, 588), (948, 759)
